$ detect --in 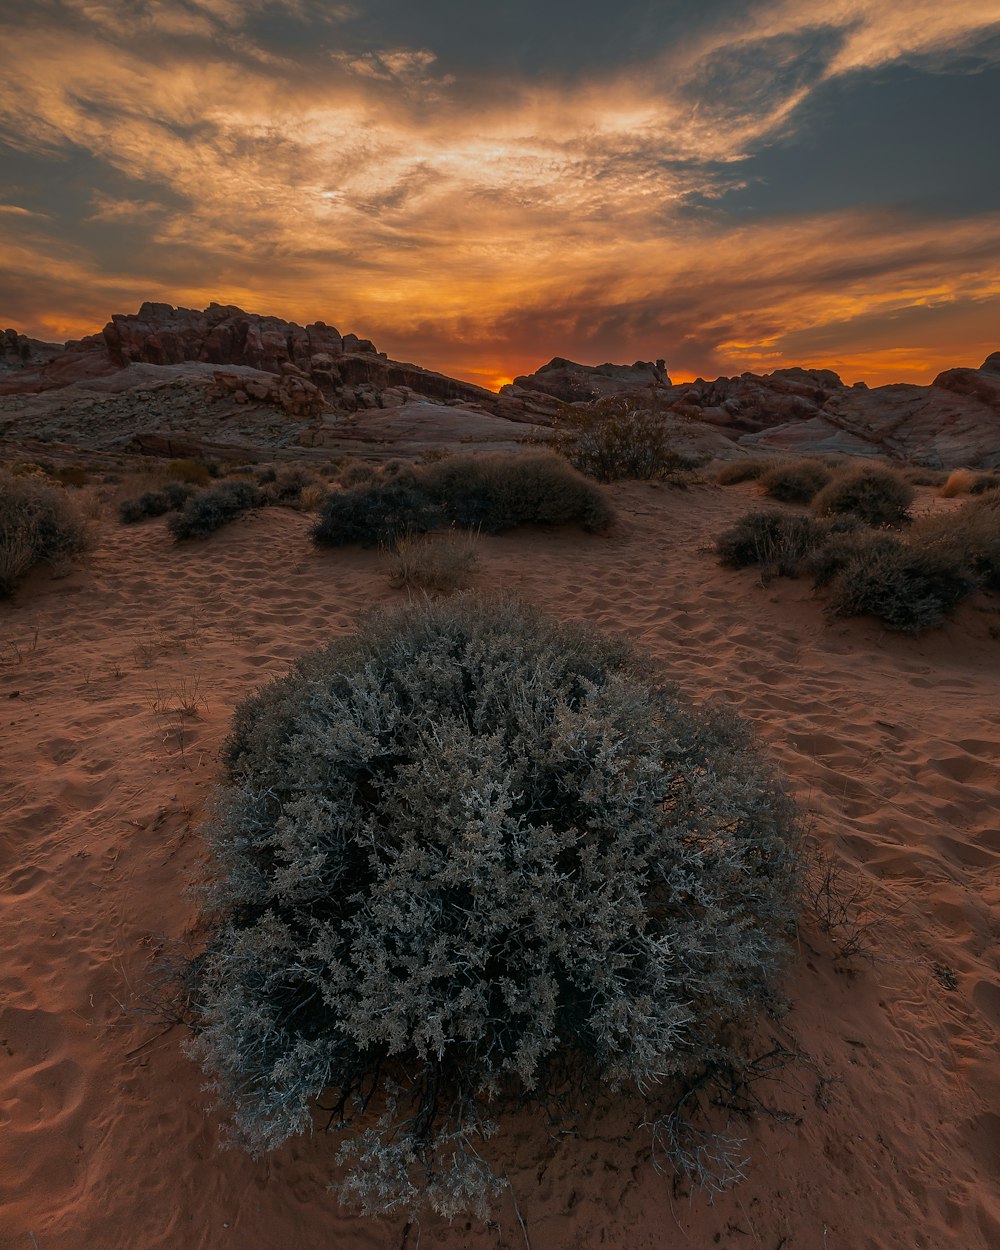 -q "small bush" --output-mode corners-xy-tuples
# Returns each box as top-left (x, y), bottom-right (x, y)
(421, 451), (614, 533)
(338, 461), (380, 489)
(716, 459), (770, 485)
(715, 510), (828, 578)
(0, 470), (89, 597)
(912, 492), (1000, 591)
(119, 480), (196, 524)
(191, 595), (800, 1217)
(813, 465), (914, 526)
(826, 533), (976, 632)
(260, 465), (318, 506)
(903, 467), (946, 487)
(387, 528), (480, 593)
(168, 480), (263, 541)
(970, 474), (1000, 495)
(314, 479), (442, 548)
(553, 398), (684, 482)
(314, 453), (613, 547)
(758, 459), (831, 504)
(53, 464), (90, 488)
(167, 458), (214, 487)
